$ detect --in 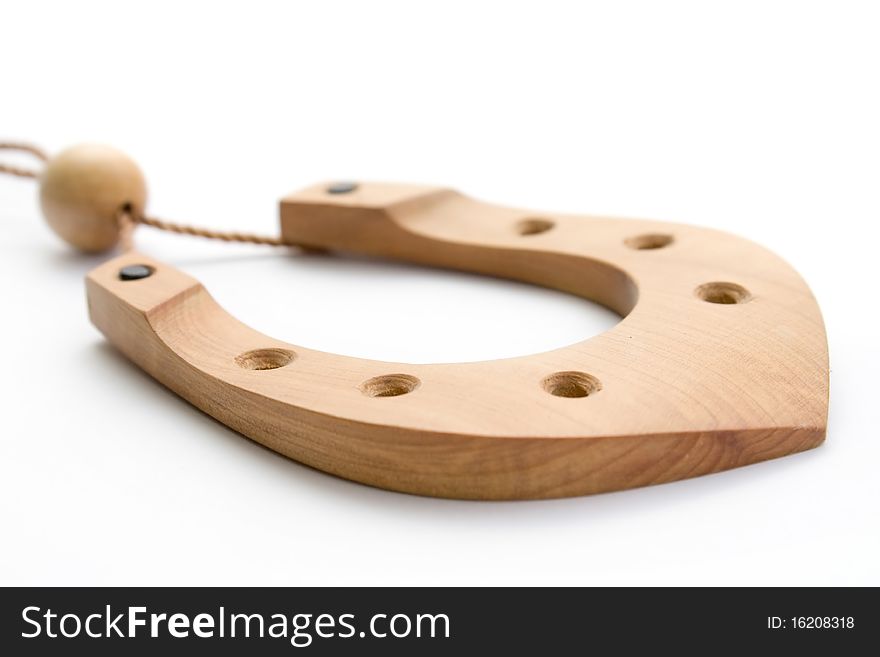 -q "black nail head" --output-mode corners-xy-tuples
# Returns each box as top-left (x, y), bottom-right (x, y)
(326, 181), (358, 194)
(119, 264), (154, 281)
